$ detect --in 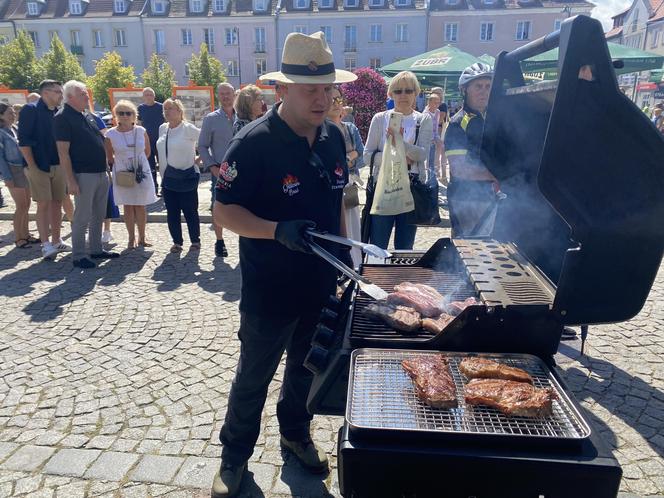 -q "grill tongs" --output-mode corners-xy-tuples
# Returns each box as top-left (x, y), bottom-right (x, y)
(306, 229), (392, 259)
(306, 239), (389, 301)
